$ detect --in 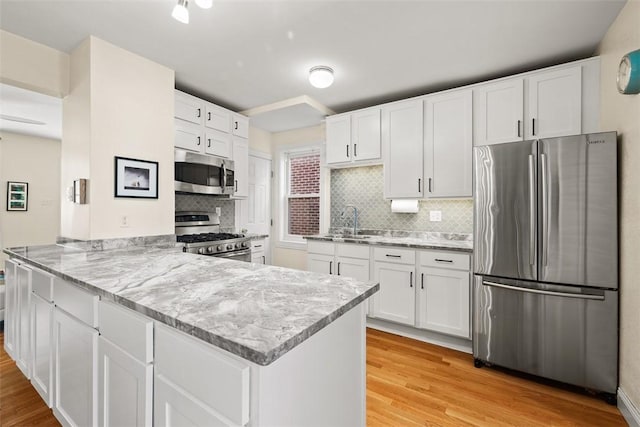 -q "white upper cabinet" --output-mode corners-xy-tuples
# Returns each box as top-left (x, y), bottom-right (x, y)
(424, 89), (473, 198)
(232, 114), (249, 139)
(205, 104), (231, 133)
(326, 107), (381, 166)
(475, 78), (524, 145)
(204, 129), (231, 158)
(382, 99), (424, 199)
(174, 119), (202, 152)
(174, 93), (203, 125)
(526, 66), (581, 139)
(475, 64), (584, 145)
(326, 114), (351, 164)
